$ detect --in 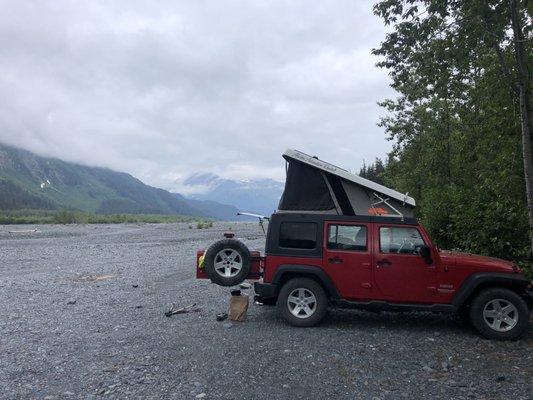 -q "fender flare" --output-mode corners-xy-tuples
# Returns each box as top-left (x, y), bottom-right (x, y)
(272, 264), (341, 299)
(452, 272), (530, 307)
